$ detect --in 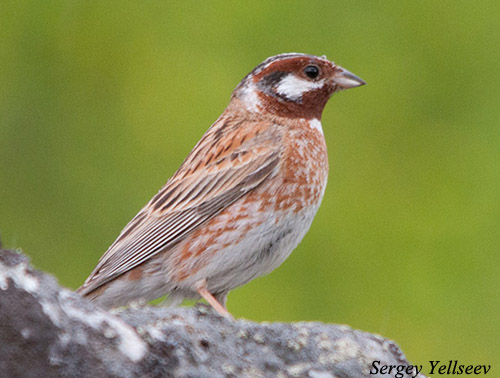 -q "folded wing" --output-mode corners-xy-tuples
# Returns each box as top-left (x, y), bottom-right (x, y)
(78, 120), (282, 295)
